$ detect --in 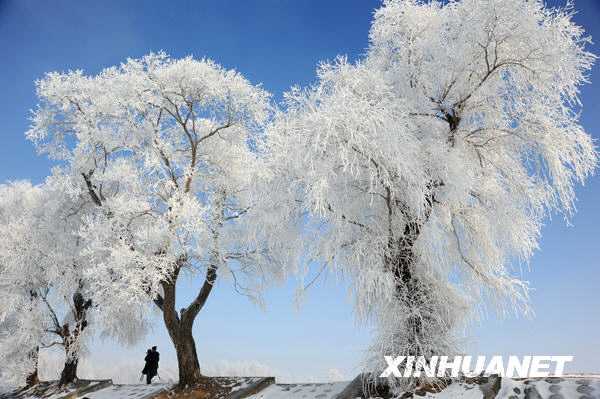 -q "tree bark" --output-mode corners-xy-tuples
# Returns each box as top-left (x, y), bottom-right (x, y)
(58, 292), (91, 386)
(387, 220), (426, 352)
(171, 322), (202, 387)
(59, 357), (79, 386)
(25, 369), (39, 388)
(58, 329), (80, 386)
(387, 218), (448, 366)
(384, 183), (440, 358)
(25, 347), (40, 387)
